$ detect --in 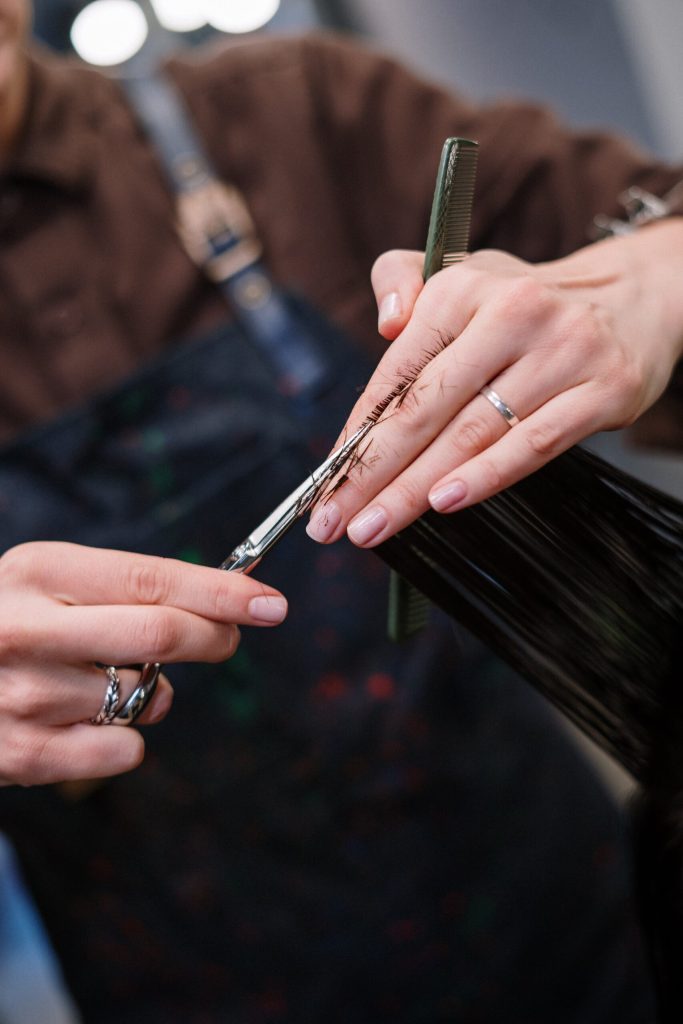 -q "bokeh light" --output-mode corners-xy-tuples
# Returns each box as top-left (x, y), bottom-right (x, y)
(149, 0), (208, 33)
(70, 0), (149, 65)
(204, 0), (281, 34)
